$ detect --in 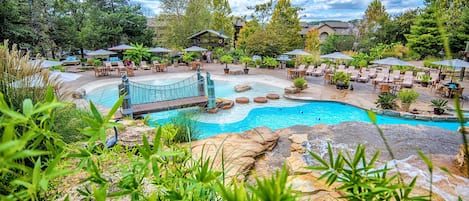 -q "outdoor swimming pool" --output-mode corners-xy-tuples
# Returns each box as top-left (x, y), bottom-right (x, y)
(86, 78), (464, 139)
